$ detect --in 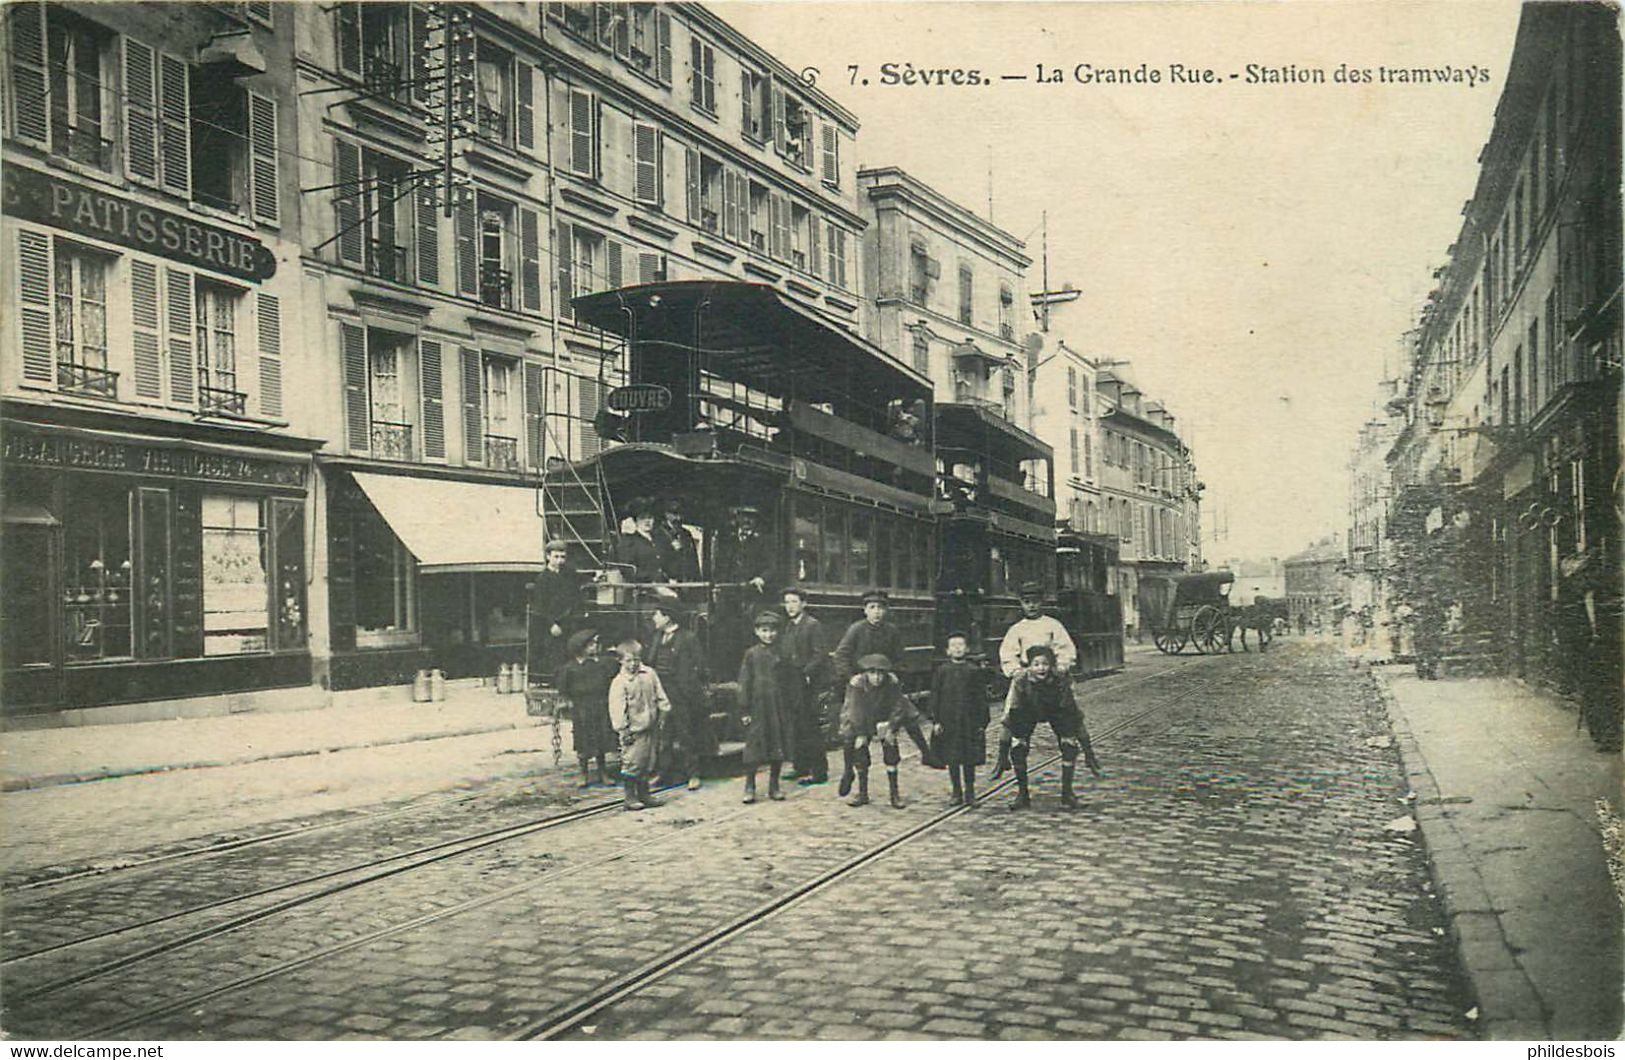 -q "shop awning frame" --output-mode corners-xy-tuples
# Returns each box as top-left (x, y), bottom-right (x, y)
(349, 471), (550, 575)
